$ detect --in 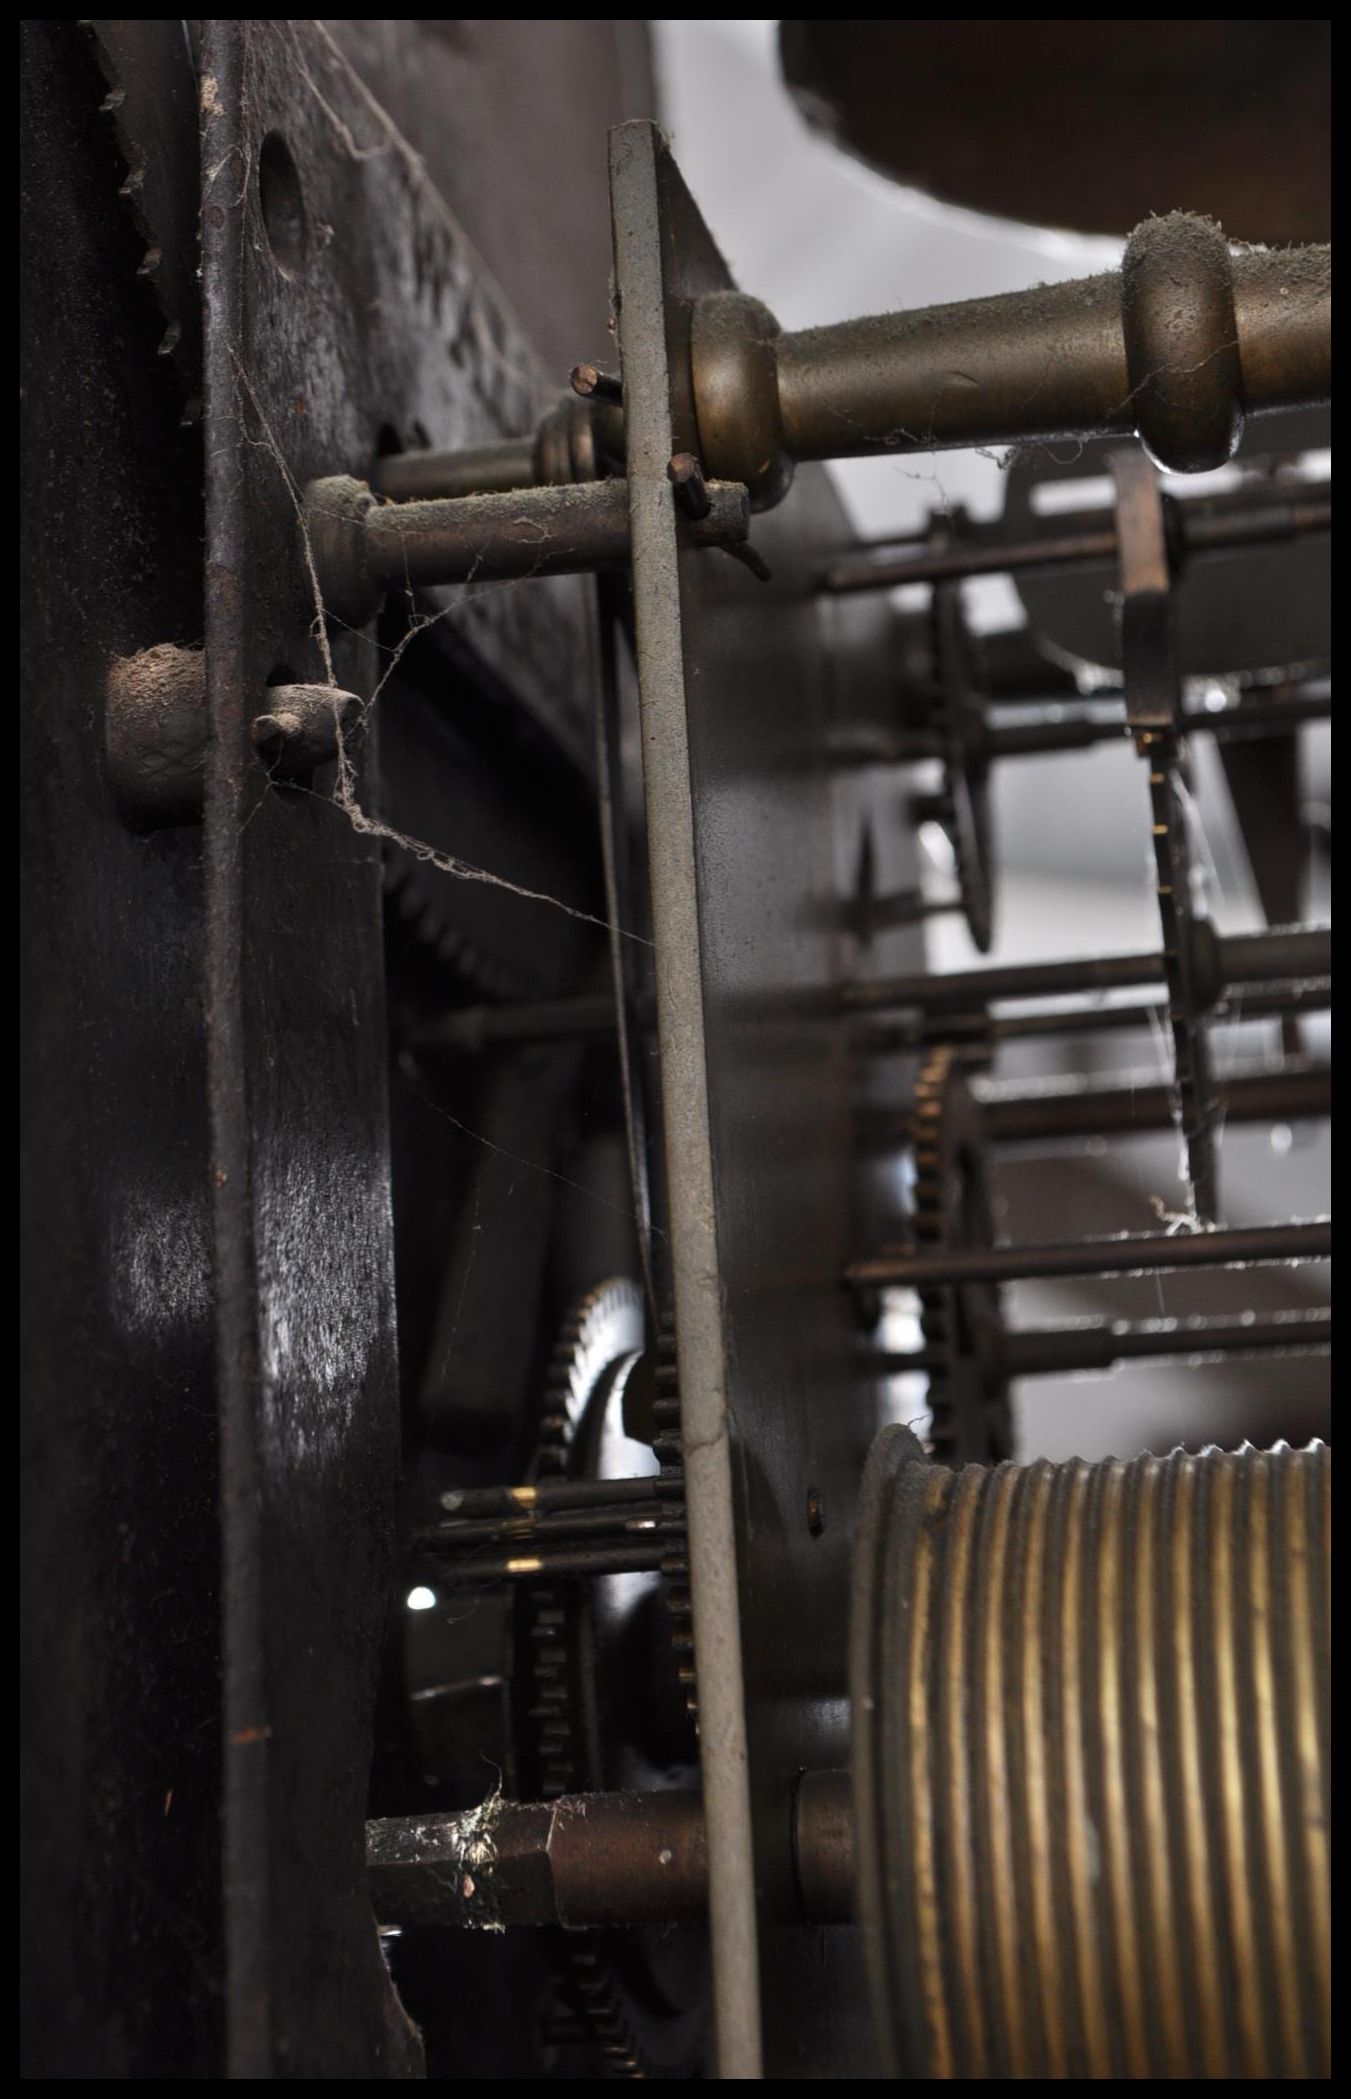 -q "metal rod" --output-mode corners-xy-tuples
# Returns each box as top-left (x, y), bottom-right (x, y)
(1005, 1312), (1333, 1377)
(821, 482), (1330, 595)
(414, 1505), (679, 1551)
(372, 436), (538, 503)
(305, 474), (749, 625)
(361, 477), (745, 588)
(367, 1774), (855, 1931)
(421, 1542), (673, 1582)
(435, 1475), (663, 1520)
(974, 1059), (1330, 1144)
(827, 525), (1119, 594)
(880, 1311), (1332, 1380)
(982, 689), (1332, 760)
(845, 923), (1330, 1016)
(774, 236), (1330, 474)
(421, 956), (1332, 1071)
(890, 689), (1332, 766)
(982, 983), (1330, 1045)
(367, 221), (1329, 521)
(847, 1218), (1330, 1291)
(368, 1790), (708, 1931)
